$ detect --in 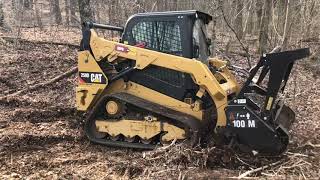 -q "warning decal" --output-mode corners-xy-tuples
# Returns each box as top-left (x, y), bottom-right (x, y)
(228, 111), (257, 128)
